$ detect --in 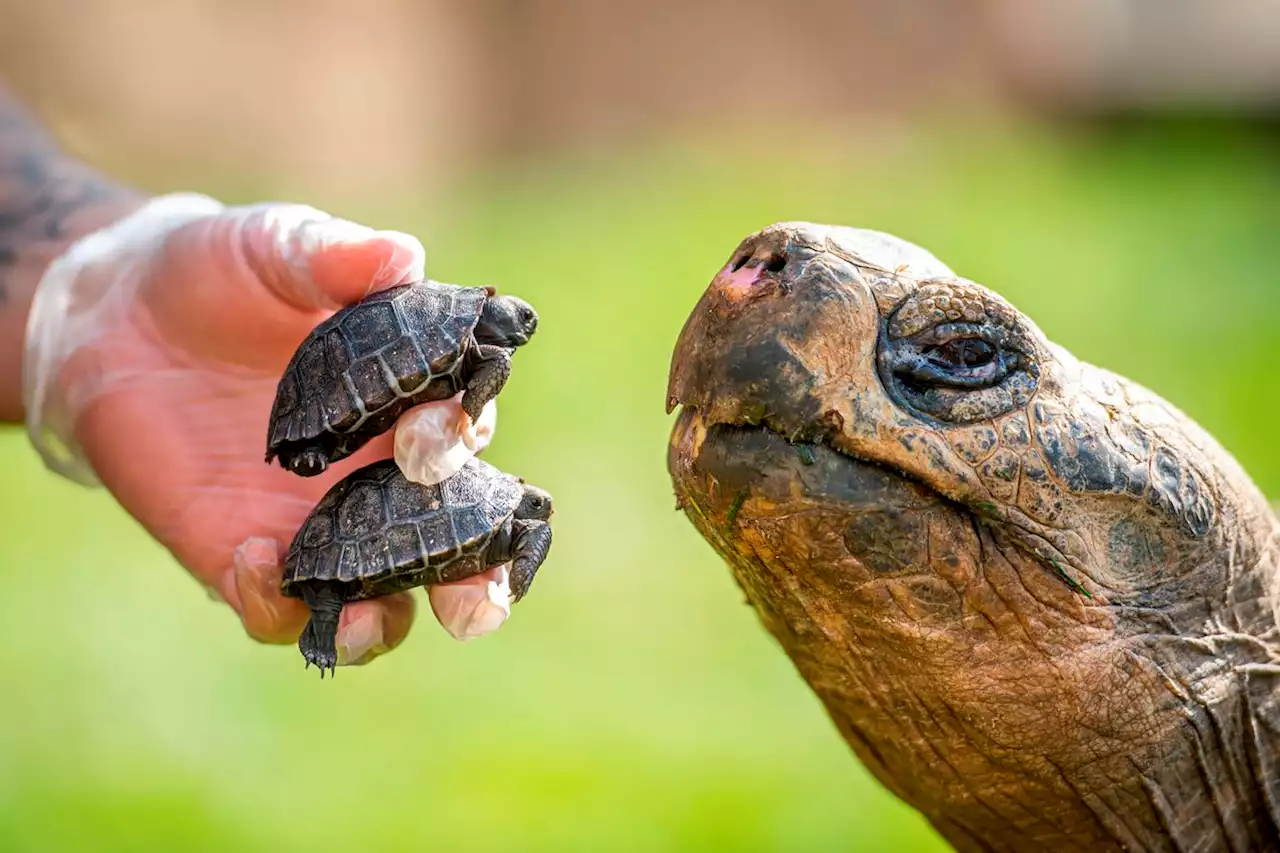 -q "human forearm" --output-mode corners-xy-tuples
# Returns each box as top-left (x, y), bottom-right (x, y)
(0, 85), (147, 422)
